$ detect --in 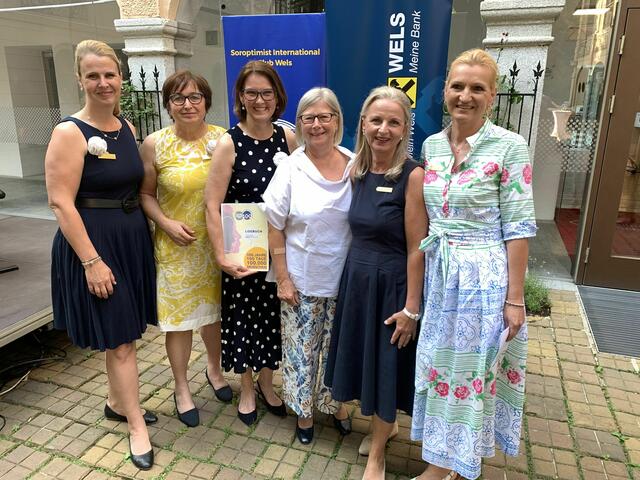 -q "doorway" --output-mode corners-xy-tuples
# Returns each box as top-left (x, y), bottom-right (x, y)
(579, 1), (640, 290)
